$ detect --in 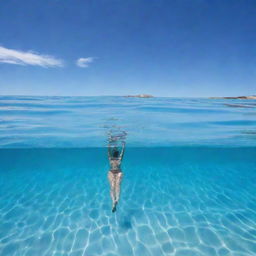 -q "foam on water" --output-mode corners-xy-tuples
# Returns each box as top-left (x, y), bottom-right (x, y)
(0, 148), (256, 256)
